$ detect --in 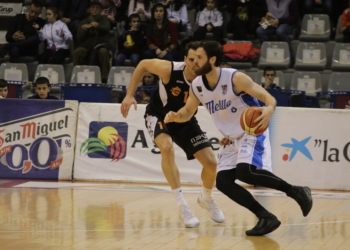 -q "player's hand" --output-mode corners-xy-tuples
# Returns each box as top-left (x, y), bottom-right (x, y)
(254, 106), (273, 130)
(121, 95), (137, 118)
(164, 111), (180, 123)
(219, 137), (231, 146)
